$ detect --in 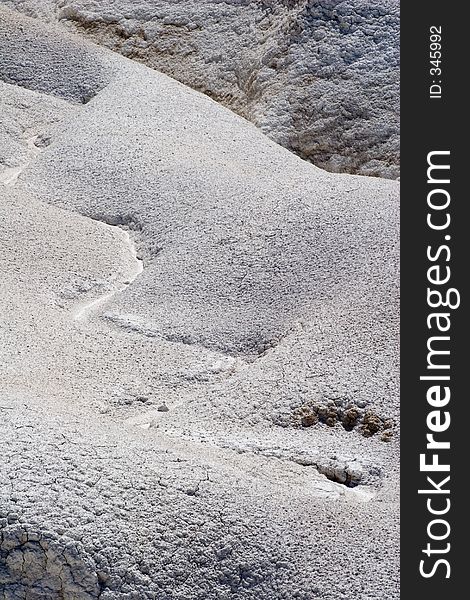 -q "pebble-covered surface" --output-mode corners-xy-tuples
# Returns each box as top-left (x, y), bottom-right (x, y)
(0, 6), (399, 598)
(0, 0), (400, 178)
